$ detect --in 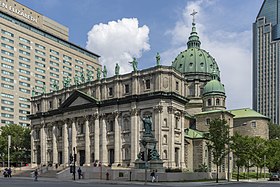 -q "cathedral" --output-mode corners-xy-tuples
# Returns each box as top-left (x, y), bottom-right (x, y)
(28, 17), (269, 173)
